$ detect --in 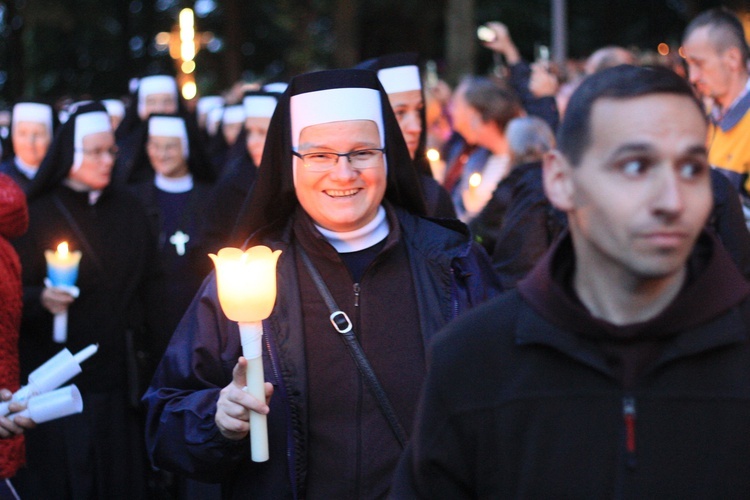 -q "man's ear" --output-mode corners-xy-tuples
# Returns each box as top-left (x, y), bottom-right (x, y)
(723, 46), (744, 72)
(543, 149), (575, 212)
